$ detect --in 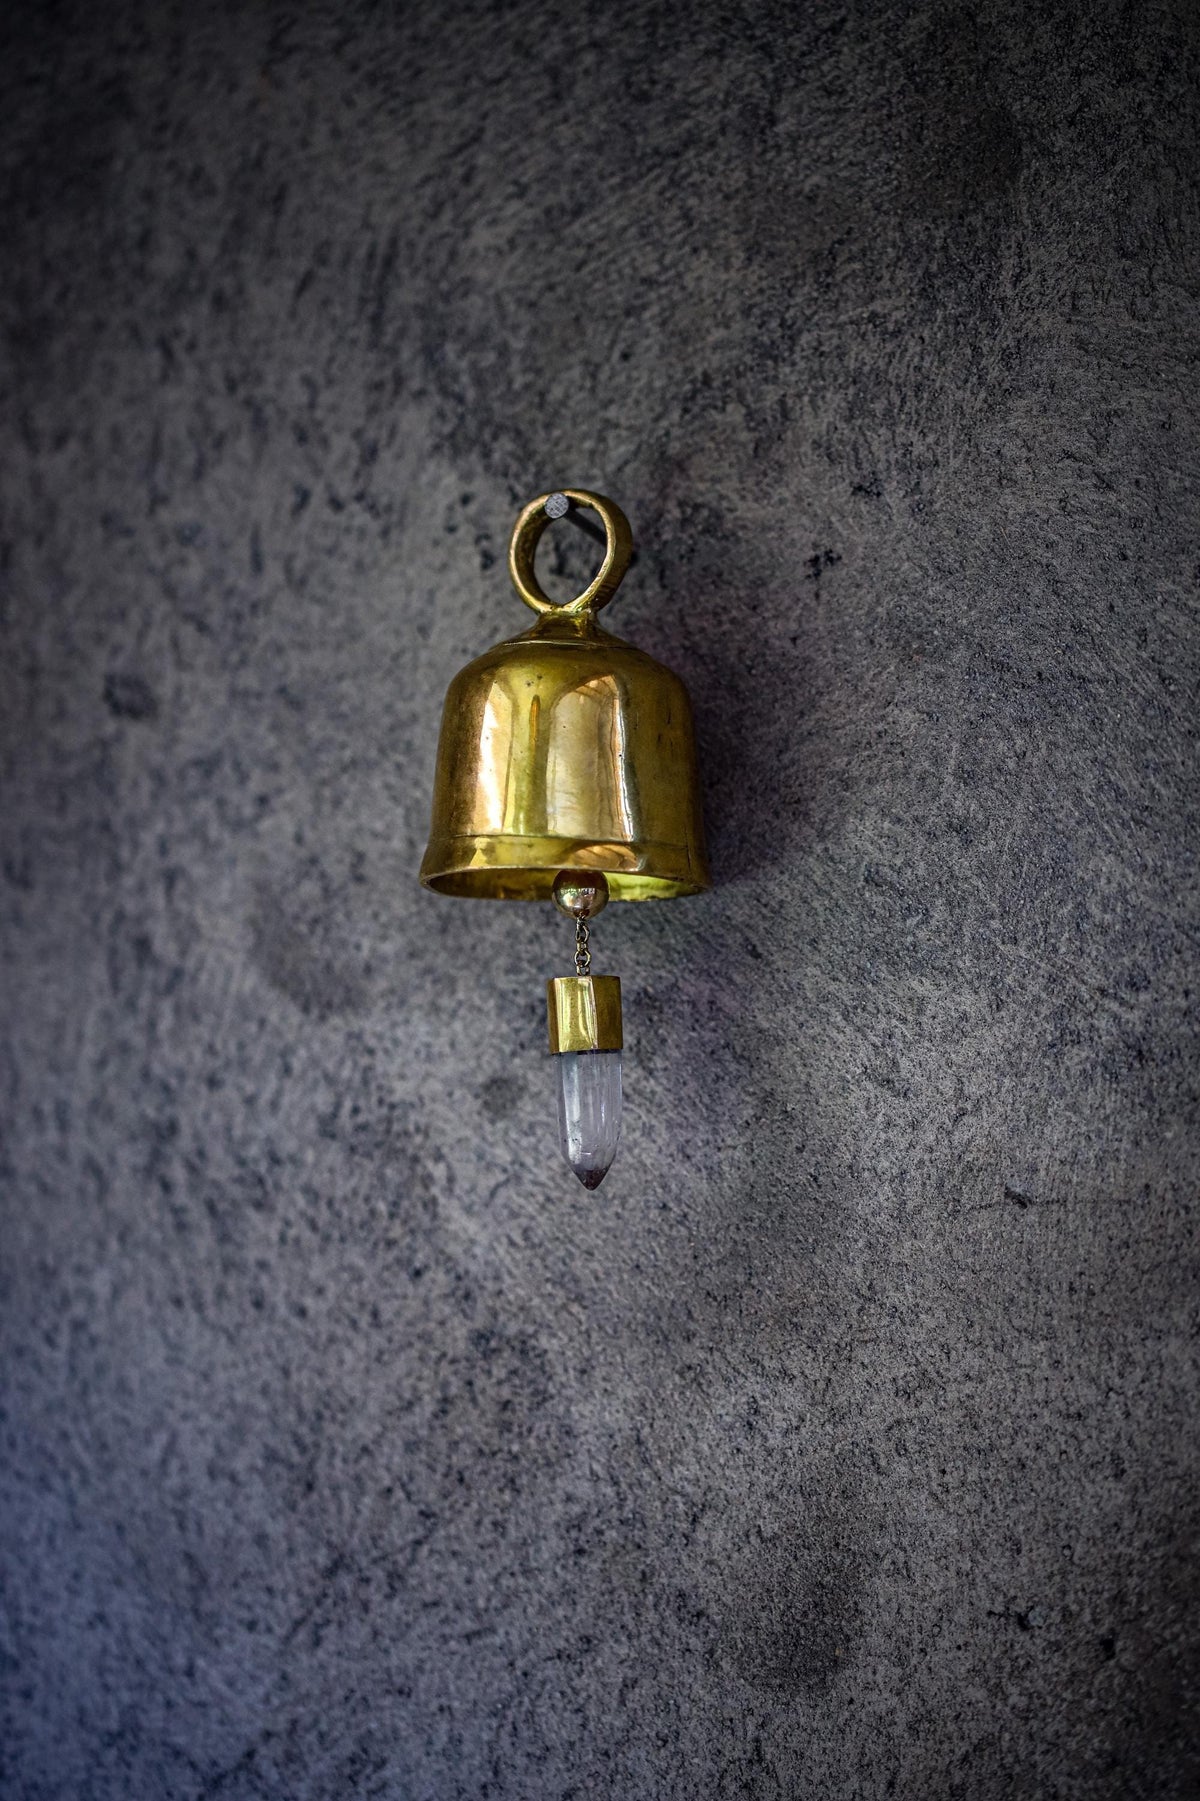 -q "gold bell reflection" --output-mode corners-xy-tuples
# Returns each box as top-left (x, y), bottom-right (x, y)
(420, 488), (709, 1186)
(419, 489), (709, 900)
